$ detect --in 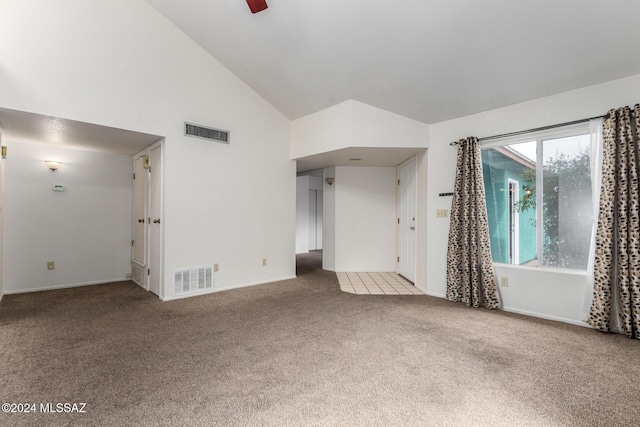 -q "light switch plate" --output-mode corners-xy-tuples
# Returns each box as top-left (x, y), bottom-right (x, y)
(436, 209), (448, 218)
